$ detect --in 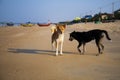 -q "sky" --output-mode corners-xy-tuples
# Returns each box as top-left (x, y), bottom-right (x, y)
(0, 0), (120, 23)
